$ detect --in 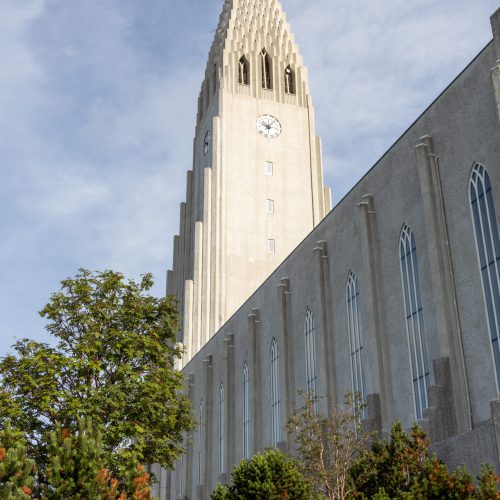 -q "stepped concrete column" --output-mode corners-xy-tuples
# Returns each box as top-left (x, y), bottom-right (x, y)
(358, 194), (390, 433)
(415, 135), (471, 436)
(249, 308), (262, 454)
(277, 278), (295, 451)
(313, 240), (336, 410)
